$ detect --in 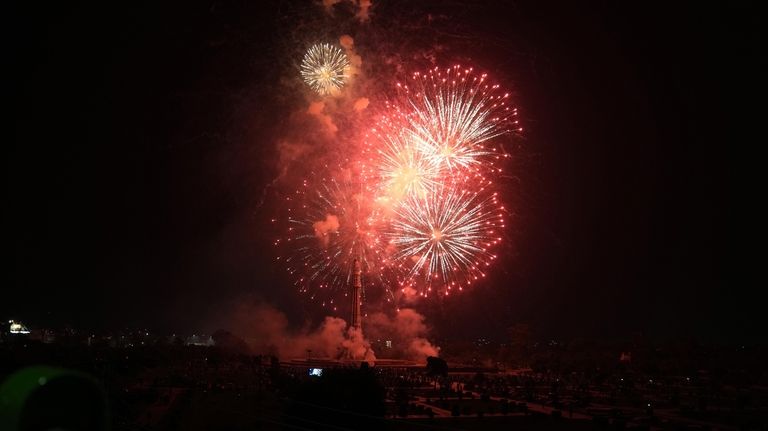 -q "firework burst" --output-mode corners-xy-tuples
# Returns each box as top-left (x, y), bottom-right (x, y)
(275, 171), (399, 309)
(398, 65), (520, 171)
(364, 114), (442, 203)
(300, 43), (350, 96)
(386, 181), (505, 296)
(278, 62), (520, 306)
